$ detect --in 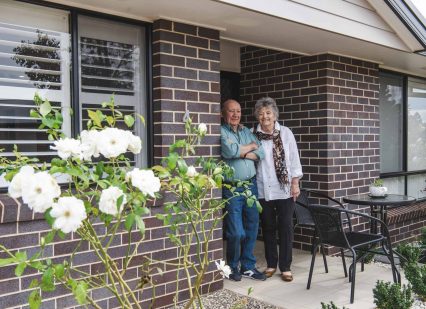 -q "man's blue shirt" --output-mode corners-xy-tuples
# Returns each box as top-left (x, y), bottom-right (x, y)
(221, 124), (264, 182)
